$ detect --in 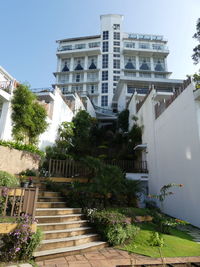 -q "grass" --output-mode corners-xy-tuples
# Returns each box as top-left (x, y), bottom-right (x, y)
(118, 222), (200, 257)
(107, 207), (151, 217)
